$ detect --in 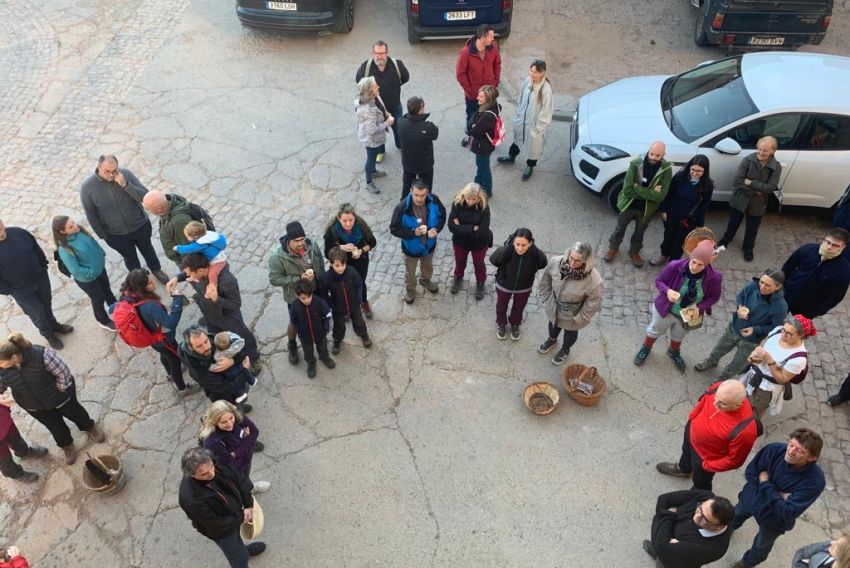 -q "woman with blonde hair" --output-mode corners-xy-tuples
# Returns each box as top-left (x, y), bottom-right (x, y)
(537, 242), (604, 365)
(355, 76), (394, 194)
(199, 399), (269, 494)
(0, 332), (104, 465)
(793, 531), (850, 568)
(468, 85), (500, 197)
(448, 183), (492, 299)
